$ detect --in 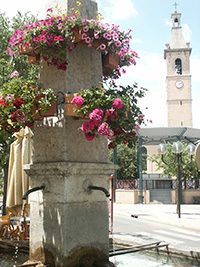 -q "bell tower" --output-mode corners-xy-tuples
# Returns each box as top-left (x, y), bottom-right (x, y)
(164, 8), (192, 127)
